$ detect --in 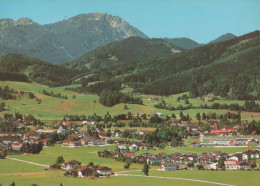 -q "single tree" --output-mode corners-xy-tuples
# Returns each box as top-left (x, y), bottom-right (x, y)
(56, 156), (65, 165)
(196, 112), (201, 120)
(217, 156), (226, 170)
(124, 162), (131, 169)
(142, 162), (150, 176)
(0, 149), (7, 159)
(88, 162), (94, 168)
